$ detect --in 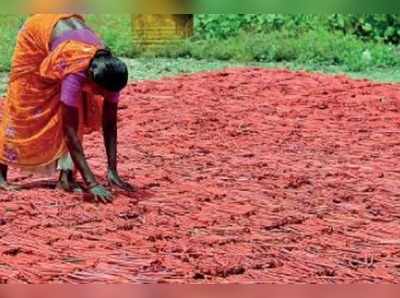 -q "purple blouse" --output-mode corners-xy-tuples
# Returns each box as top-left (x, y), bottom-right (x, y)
(51, 28), (120, 107)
